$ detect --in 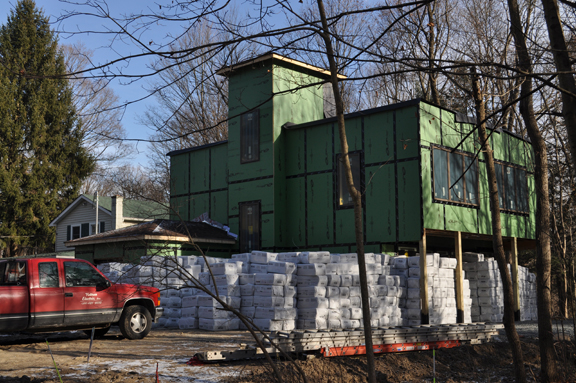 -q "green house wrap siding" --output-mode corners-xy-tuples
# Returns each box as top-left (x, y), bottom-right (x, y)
(166, 55), (536, 256)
